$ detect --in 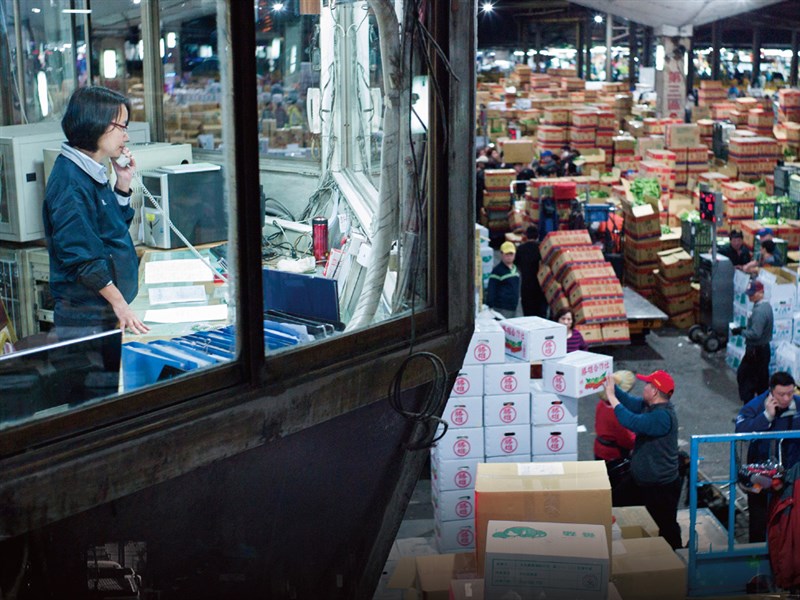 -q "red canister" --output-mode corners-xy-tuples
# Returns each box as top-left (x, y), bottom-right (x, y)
(312, 216), (329, 263)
